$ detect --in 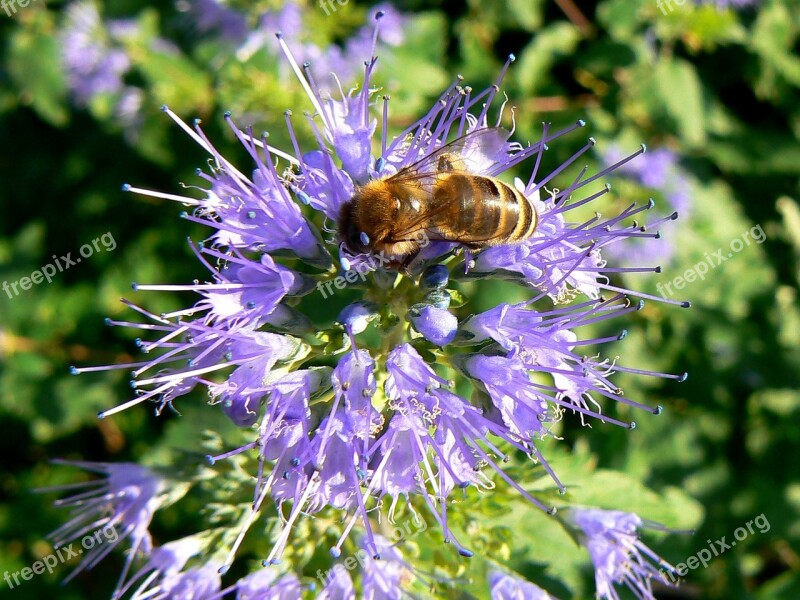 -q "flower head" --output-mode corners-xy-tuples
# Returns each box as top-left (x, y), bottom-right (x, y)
(115, 537), (221, 600)
(570, 508), (676, 600)
(61, 1), (131, 106)
(70, 8), (688, 586)
(235, 568), (301, 599)
(46, 461), (167, 584)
